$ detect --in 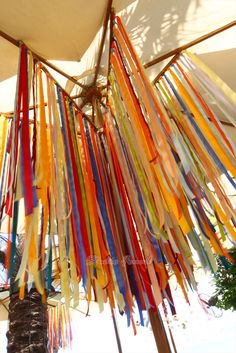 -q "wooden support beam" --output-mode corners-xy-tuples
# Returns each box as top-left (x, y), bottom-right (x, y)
(0, 63), (97, 130)
(111, 308), (123, 353)
(144, 20), (236, 69)
(93, 0), (113, 86)
(149, 309), (173, 353)
(0, 29), (87, 89)
(153, 54), (179, 84)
